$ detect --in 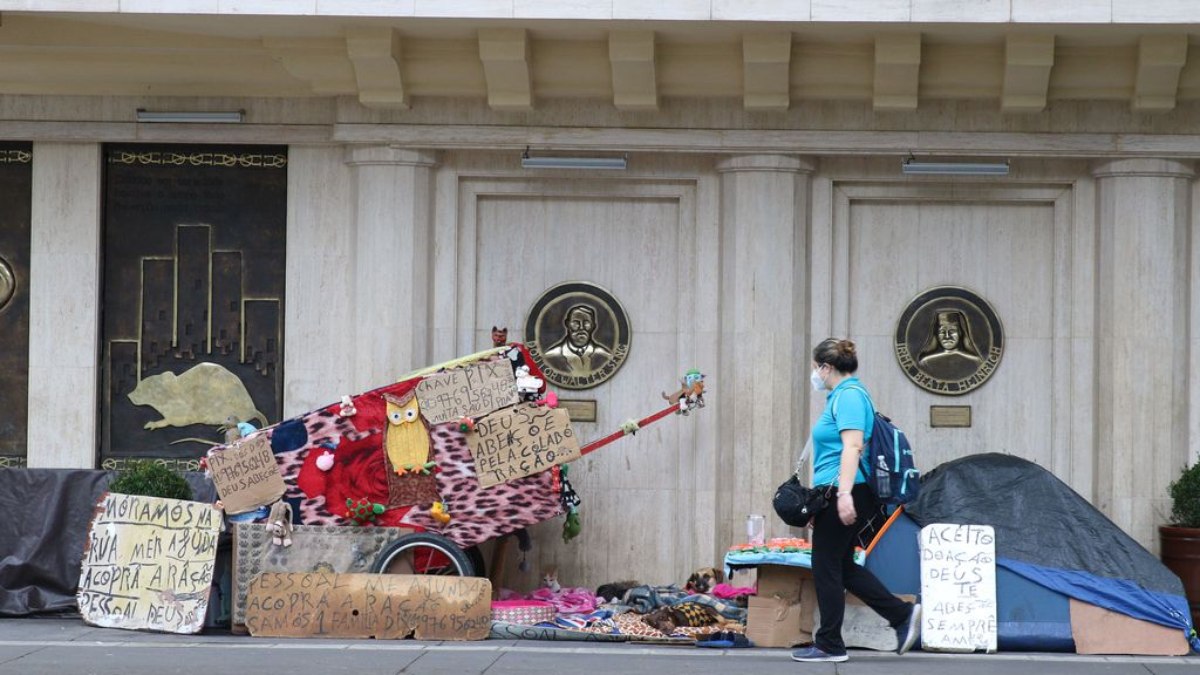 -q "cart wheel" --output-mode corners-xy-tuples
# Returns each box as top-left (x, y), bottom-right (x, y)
(371, 532), (476, 576)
